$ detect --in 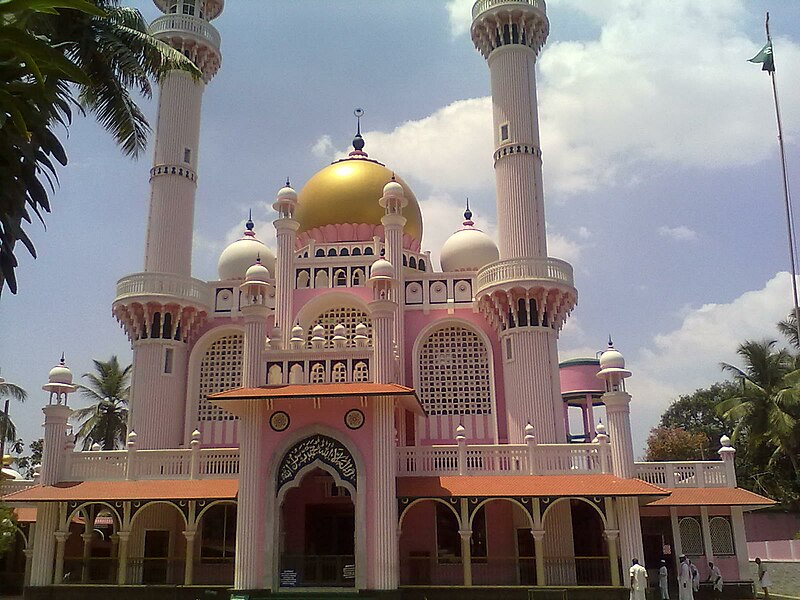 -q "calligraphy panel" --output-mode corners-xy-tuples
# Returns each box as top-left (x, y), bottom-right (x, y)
(277, 434), (357, 492)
